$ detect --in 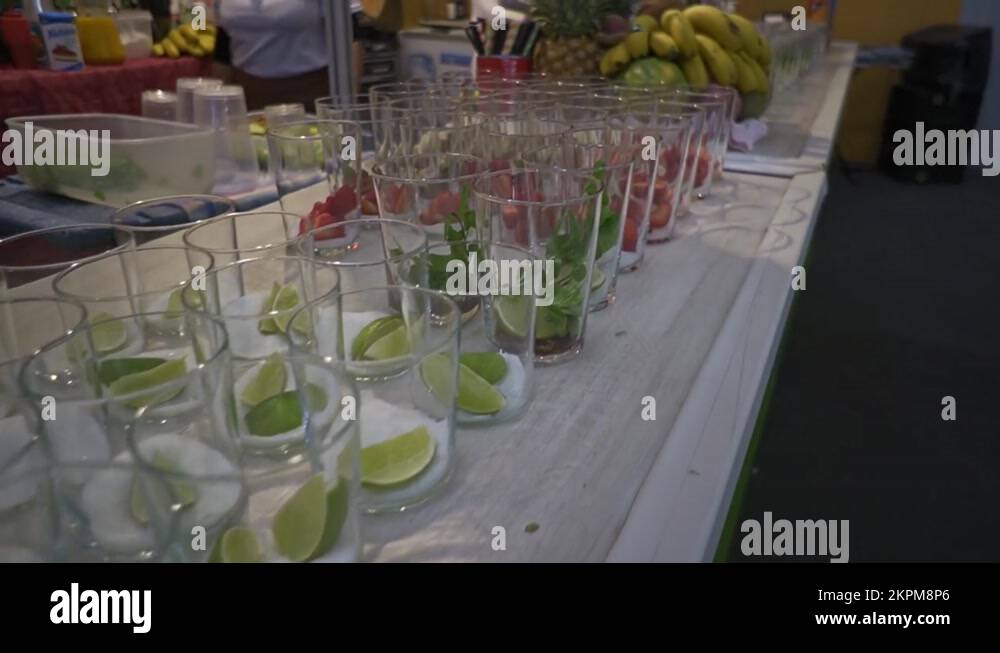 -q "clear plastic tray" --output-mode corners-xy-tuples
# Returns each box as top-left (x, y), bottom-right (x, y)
(4, 113), (216, 207)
